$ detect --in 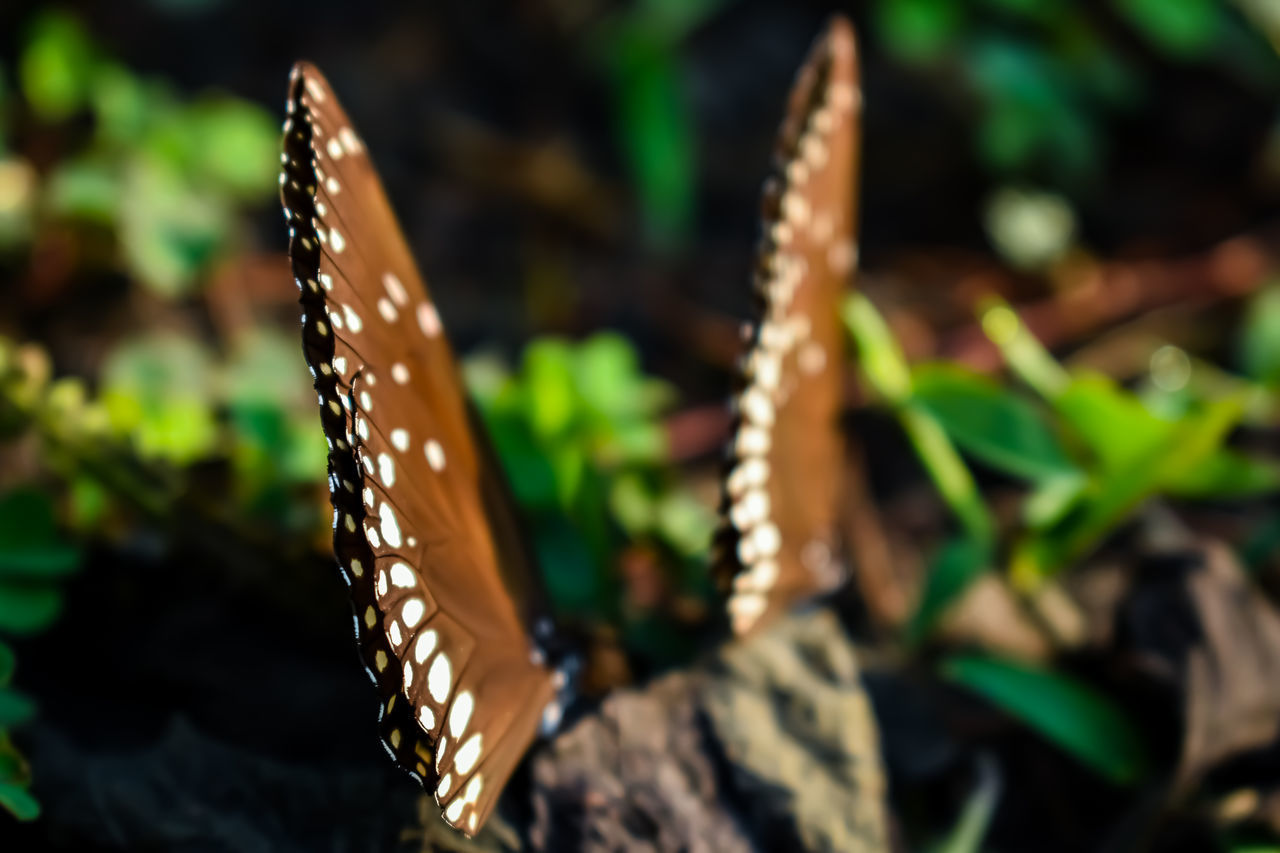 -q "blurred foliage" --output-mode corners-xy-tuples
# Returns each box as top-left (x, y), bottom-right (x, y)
(588, 0), (734, 251)
(928, 755), (998, 853)
(466, 333), (715, 657)
(941, 654), (1148, 785)
(845, 289), (1280, 783)
(871, 0), (1280, 274)
(0, 16), (726, 822)
(0, 11), (301, 821)
(872, 0), (1279, 184)
(4, 10), (277, 293)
